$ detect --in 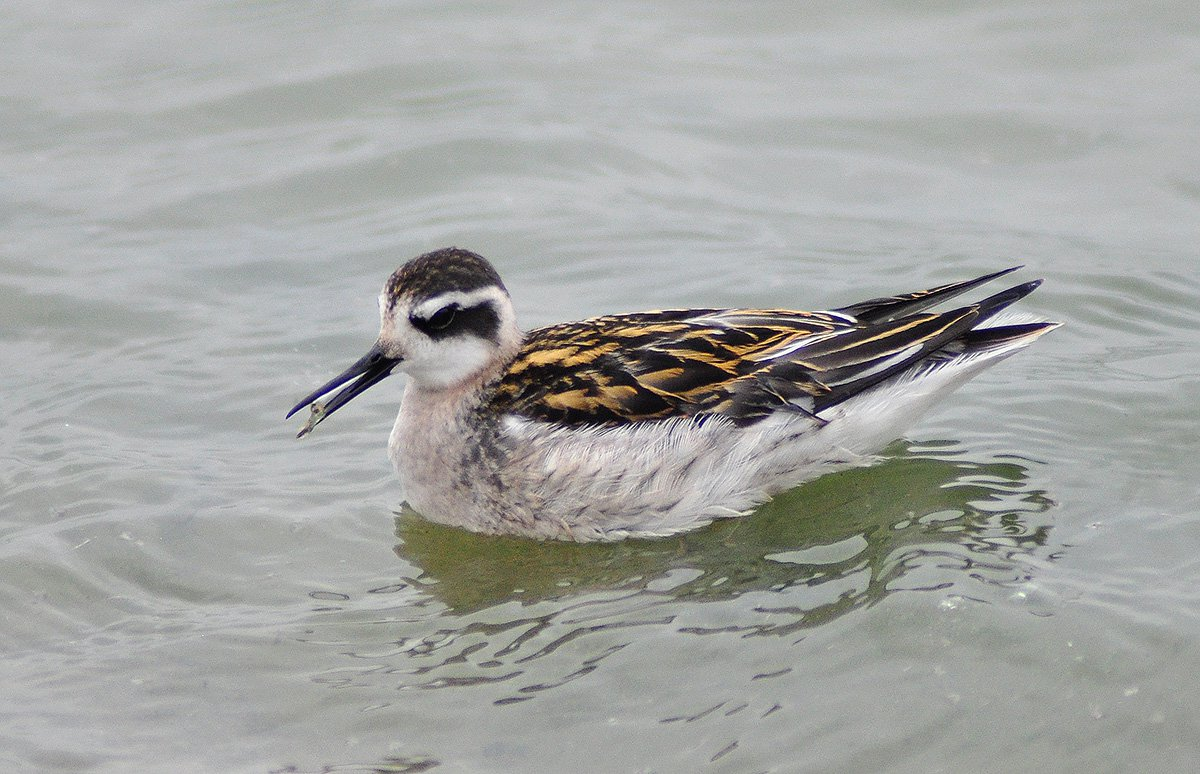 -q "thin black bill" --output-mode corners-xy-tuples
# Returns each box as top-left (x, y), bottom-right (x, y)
(286, 342), (400, 438)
